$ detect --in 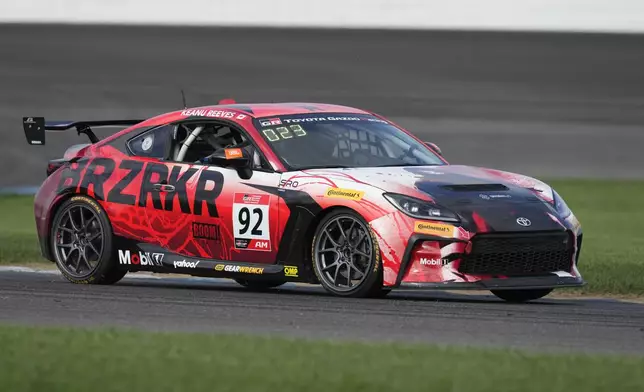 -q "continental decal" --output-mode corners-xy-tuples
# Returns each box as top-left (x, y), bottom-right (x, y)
(324, 188), (364, 201)
(71, 196), (102, 214)
(414, 221), (455, 238)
